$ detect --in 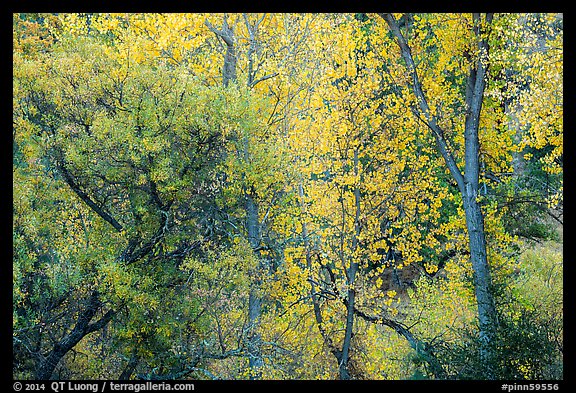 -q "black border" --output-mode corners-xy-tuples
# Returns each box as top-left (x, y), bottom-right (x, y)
(8, 5), (571, 391)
